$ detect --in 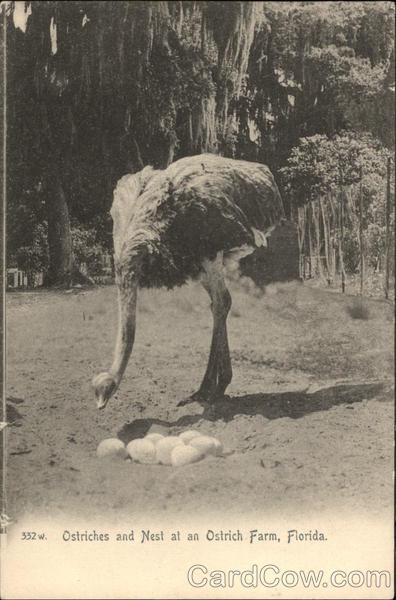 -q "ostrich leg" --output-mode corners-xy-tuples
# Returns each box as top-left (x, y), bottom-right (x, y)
(188, 252), (232, 404)
(93, 268), (138, 409)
